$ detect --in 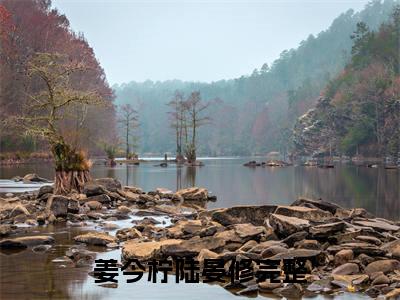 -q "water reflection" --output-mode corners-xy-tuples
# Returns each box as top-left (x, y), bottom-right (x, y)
(0, 158), (398, 220)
